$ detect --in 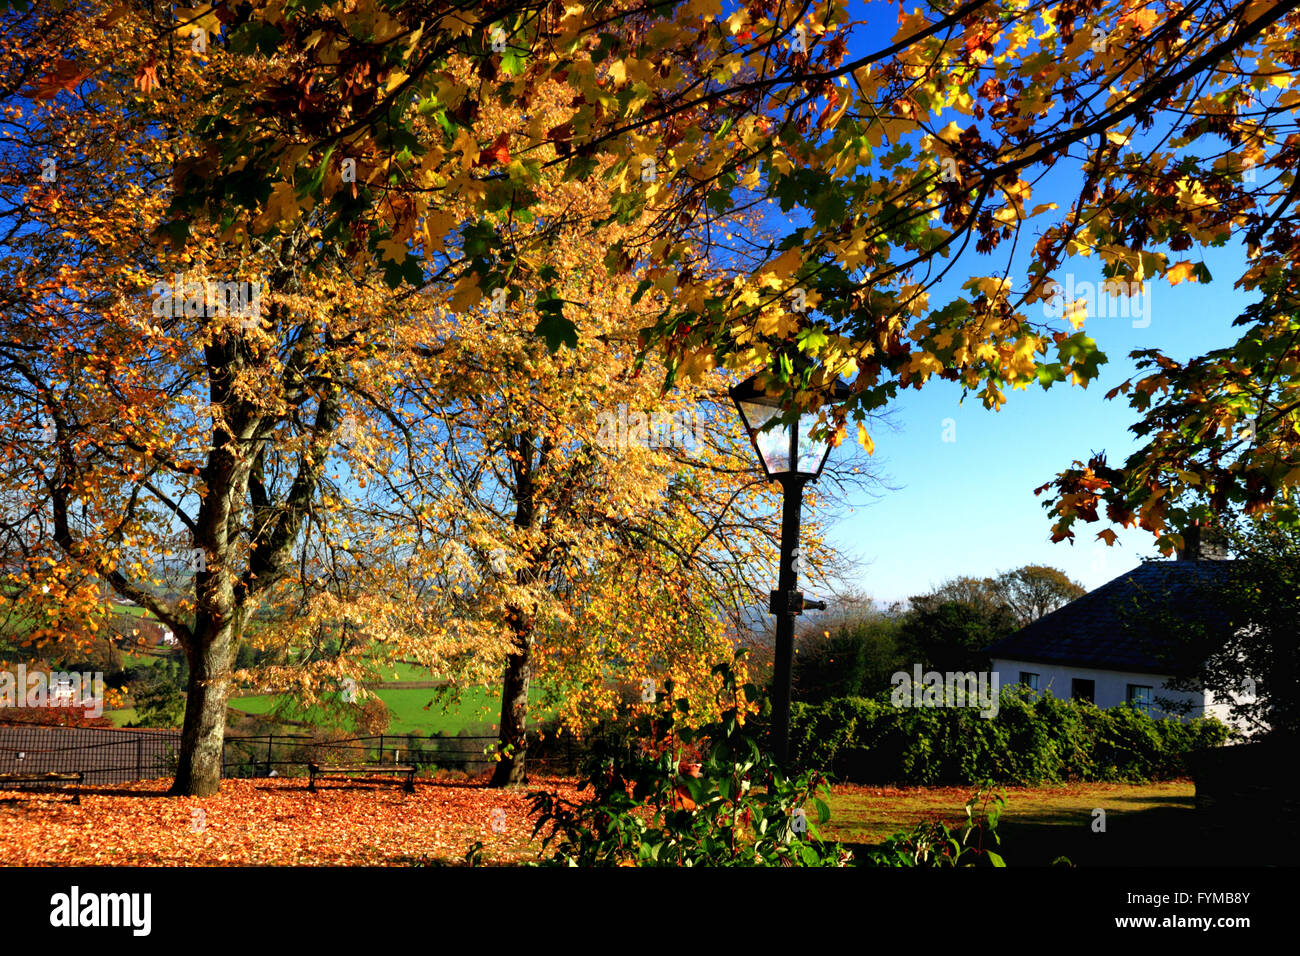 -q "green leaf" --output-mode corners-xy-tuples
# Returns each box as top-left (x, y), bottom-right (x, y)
(381, 252), (424, 289)
(534, 311), (578, 351)
(229, 21), (283, 55)
(797, 326), (829, 354)
(562, 155), (600, 182)
(502, 50), (526, 75)
(813, 797), (831, 824)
